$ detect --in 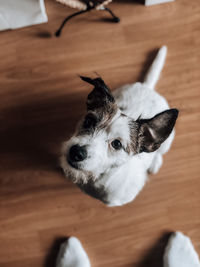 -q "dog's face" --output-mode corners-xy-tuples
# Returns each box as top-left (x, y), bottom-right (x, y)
(61, 76), (178, 184)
